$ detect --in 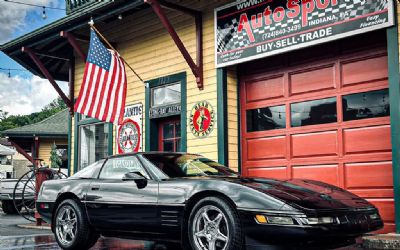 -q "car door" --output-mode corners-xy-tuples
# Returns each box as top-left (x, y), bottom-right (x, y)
(85, 155), (158, 232)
